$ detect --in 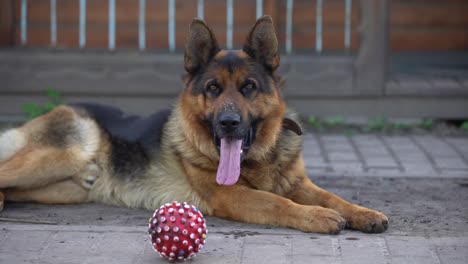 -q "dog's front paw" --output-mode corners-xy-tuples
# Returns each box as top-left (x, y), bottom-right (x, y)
(347, 208), (389, 233)
(301, 207), (346, 234)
